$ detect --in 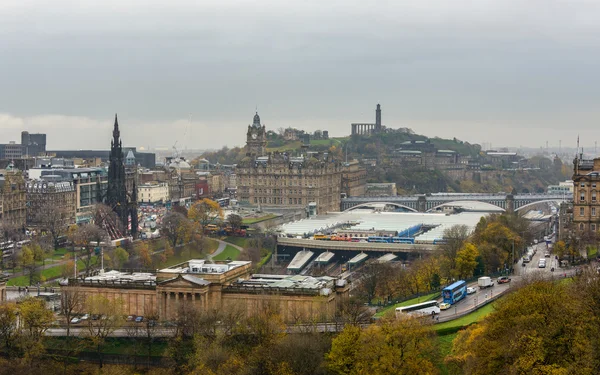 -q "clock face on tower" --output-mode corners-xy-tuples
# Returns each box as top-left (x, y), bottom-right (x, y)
(252, 133), (258, 140)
